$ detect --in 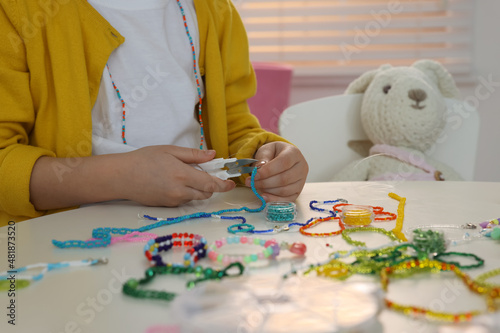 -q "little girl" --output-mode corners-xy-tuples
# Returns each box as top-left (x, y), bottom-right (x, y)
(0, 0), (308, 225)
